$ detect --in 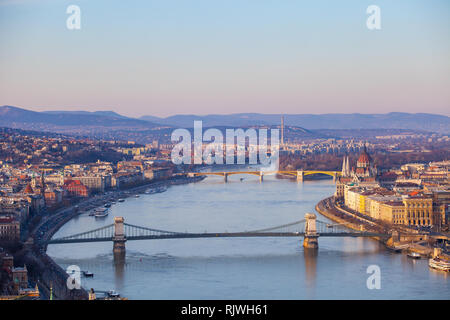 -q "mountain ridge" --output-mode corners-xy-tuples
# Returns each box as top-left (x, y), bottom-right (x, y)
(139, 112), (450, 133)
(1, 106), (449, 134)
